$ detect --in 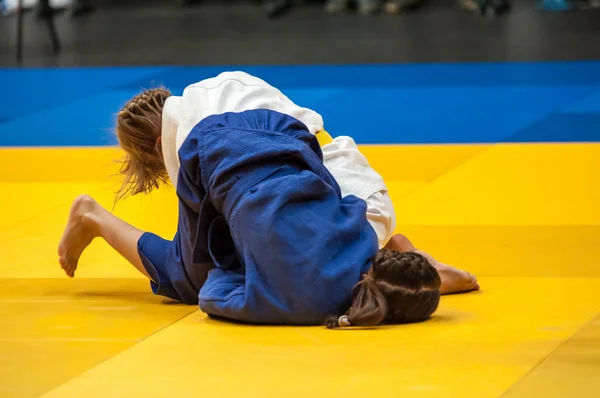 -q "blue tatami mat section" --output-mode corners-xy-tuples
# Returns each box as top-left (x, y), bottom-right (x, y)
(1, 61), (600, 146)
